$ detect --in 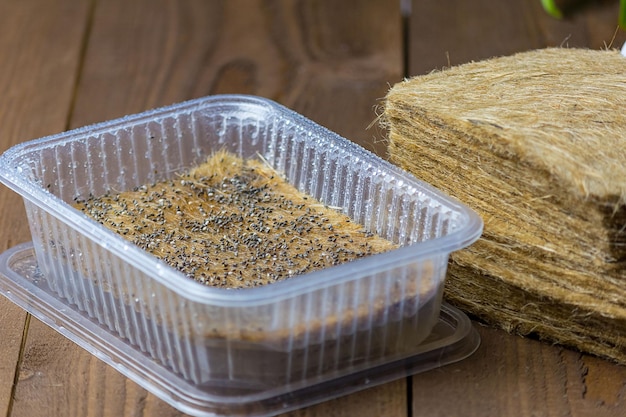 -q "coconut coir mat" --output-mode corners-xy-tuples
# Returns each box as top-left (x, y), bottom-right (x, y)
(383, 47), (626, 363)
